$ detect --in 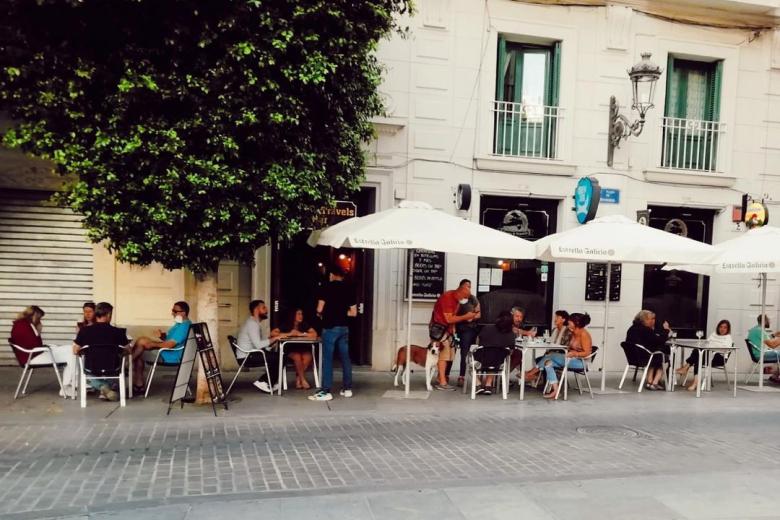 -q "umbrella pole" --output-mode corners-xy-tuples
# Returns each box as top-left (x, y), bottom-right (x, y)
(760, 272), (767, 389)
(405, 251), (413, 397)
(601, 262), (611, 392)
